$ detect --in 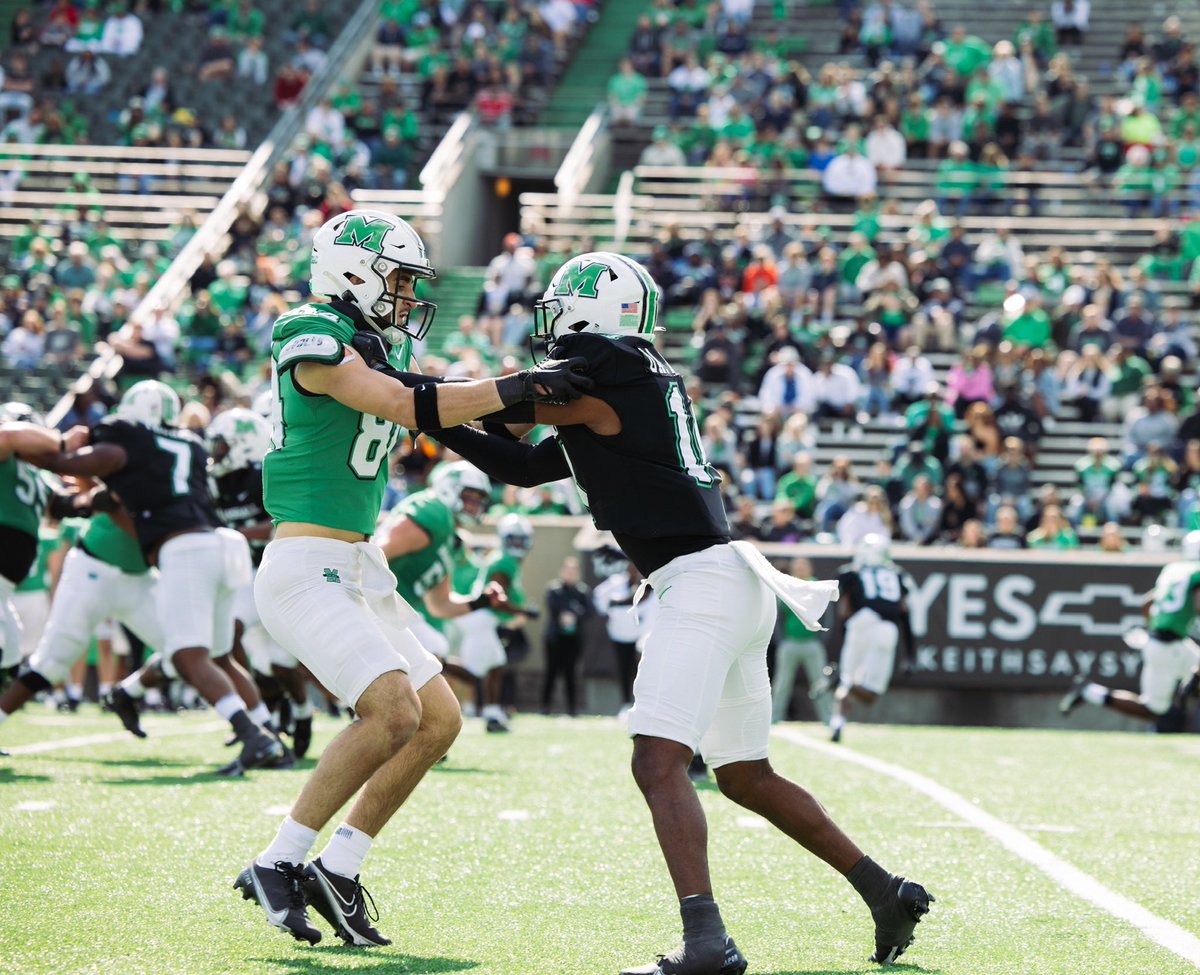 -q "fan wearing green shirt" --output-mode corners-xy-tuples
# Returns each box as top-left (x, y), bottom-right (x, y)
(608, 58), (649, 124)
